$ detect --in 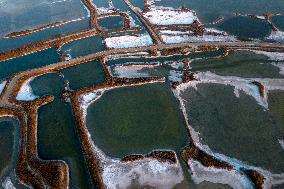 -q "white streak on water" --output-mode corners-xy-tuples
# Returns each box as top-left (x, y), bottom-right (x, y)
(0, 80), (7, 95)
(16, 78), (38, 101)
